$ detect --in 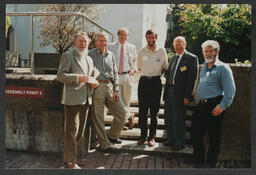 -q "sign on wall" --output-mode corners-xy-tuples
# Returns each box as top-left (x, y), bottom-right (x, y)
(6, 86), (45, 99)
